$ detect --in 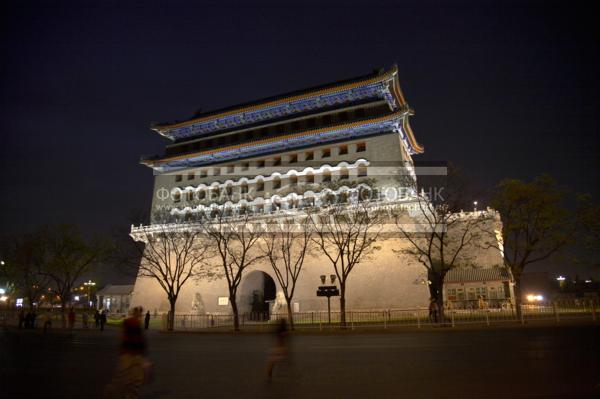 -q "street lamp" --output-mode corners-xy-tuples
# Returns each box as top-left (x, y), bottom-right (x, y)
(473, 201), (478, 212)
(316, 275), (339, 324)
(84, 280), (96, 308)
